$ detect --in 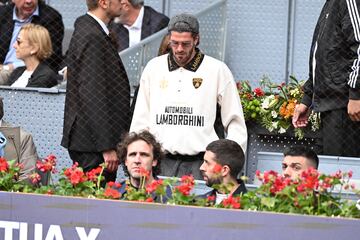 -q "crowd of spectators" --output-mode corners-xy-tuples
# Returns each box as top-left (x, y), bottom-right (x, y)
(0, 1), (358, 202)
